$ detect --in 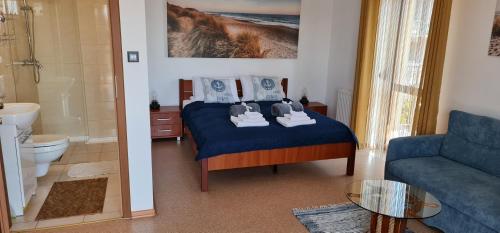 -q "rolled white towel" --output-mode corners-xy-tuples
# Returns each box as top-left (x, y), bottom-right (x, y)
(276, 117), (316, 127)
(231, 116), (269, 127)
